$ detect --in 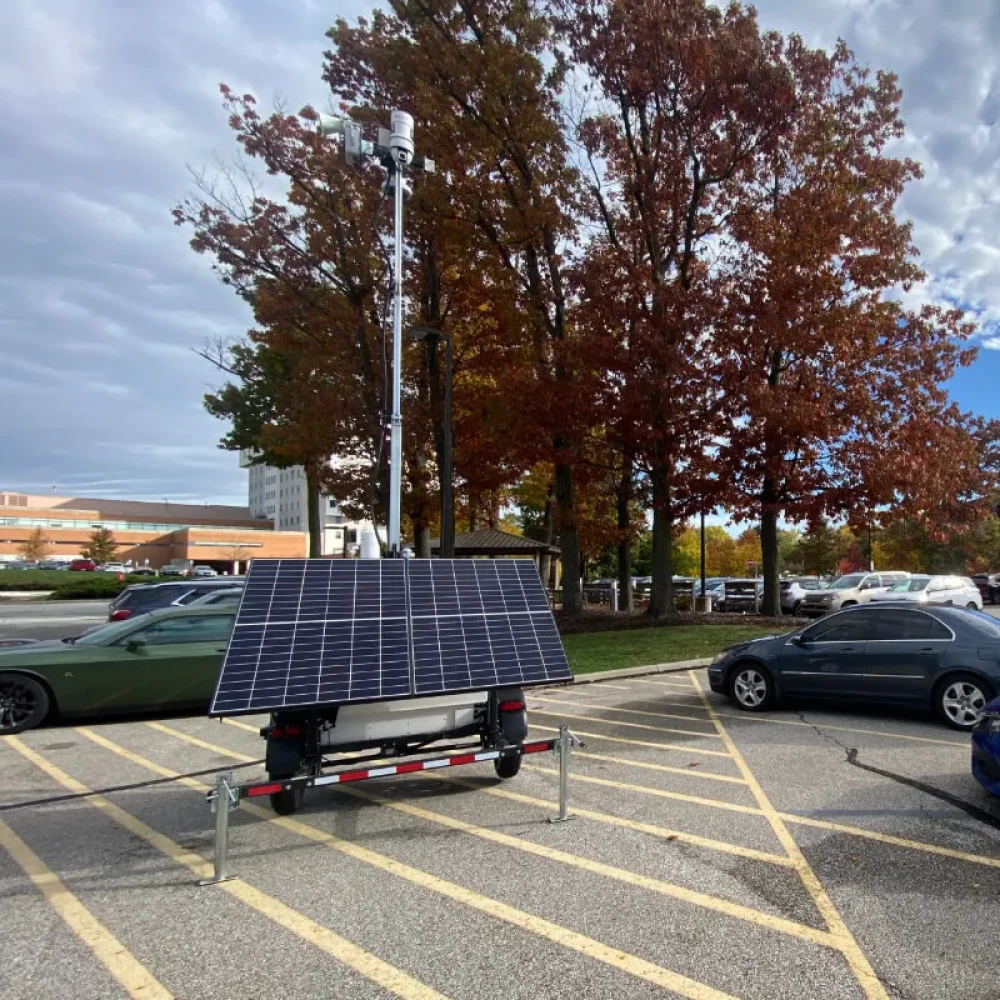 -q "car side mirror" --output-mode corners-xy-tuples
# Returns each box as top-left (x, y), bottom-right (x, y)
(789, 634), (804, 647)
(126, 637), (147, 653)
